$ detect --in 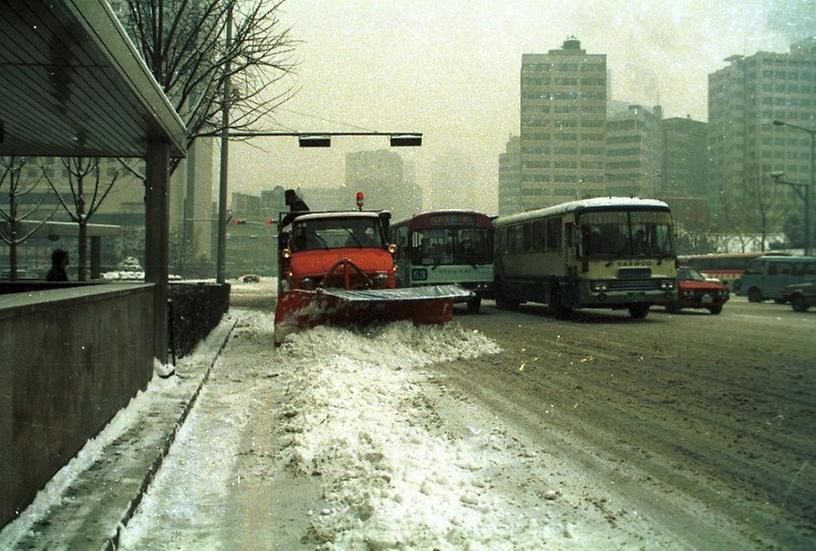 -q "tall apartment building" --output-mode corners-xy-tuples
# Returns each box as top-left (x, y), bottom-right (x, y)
(497, 135), (521, 216)
(659, 116), (711, 227)
(520, 37), (607, 210)
(606, 104), (663, 197)
(708, 38), (816, 216)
